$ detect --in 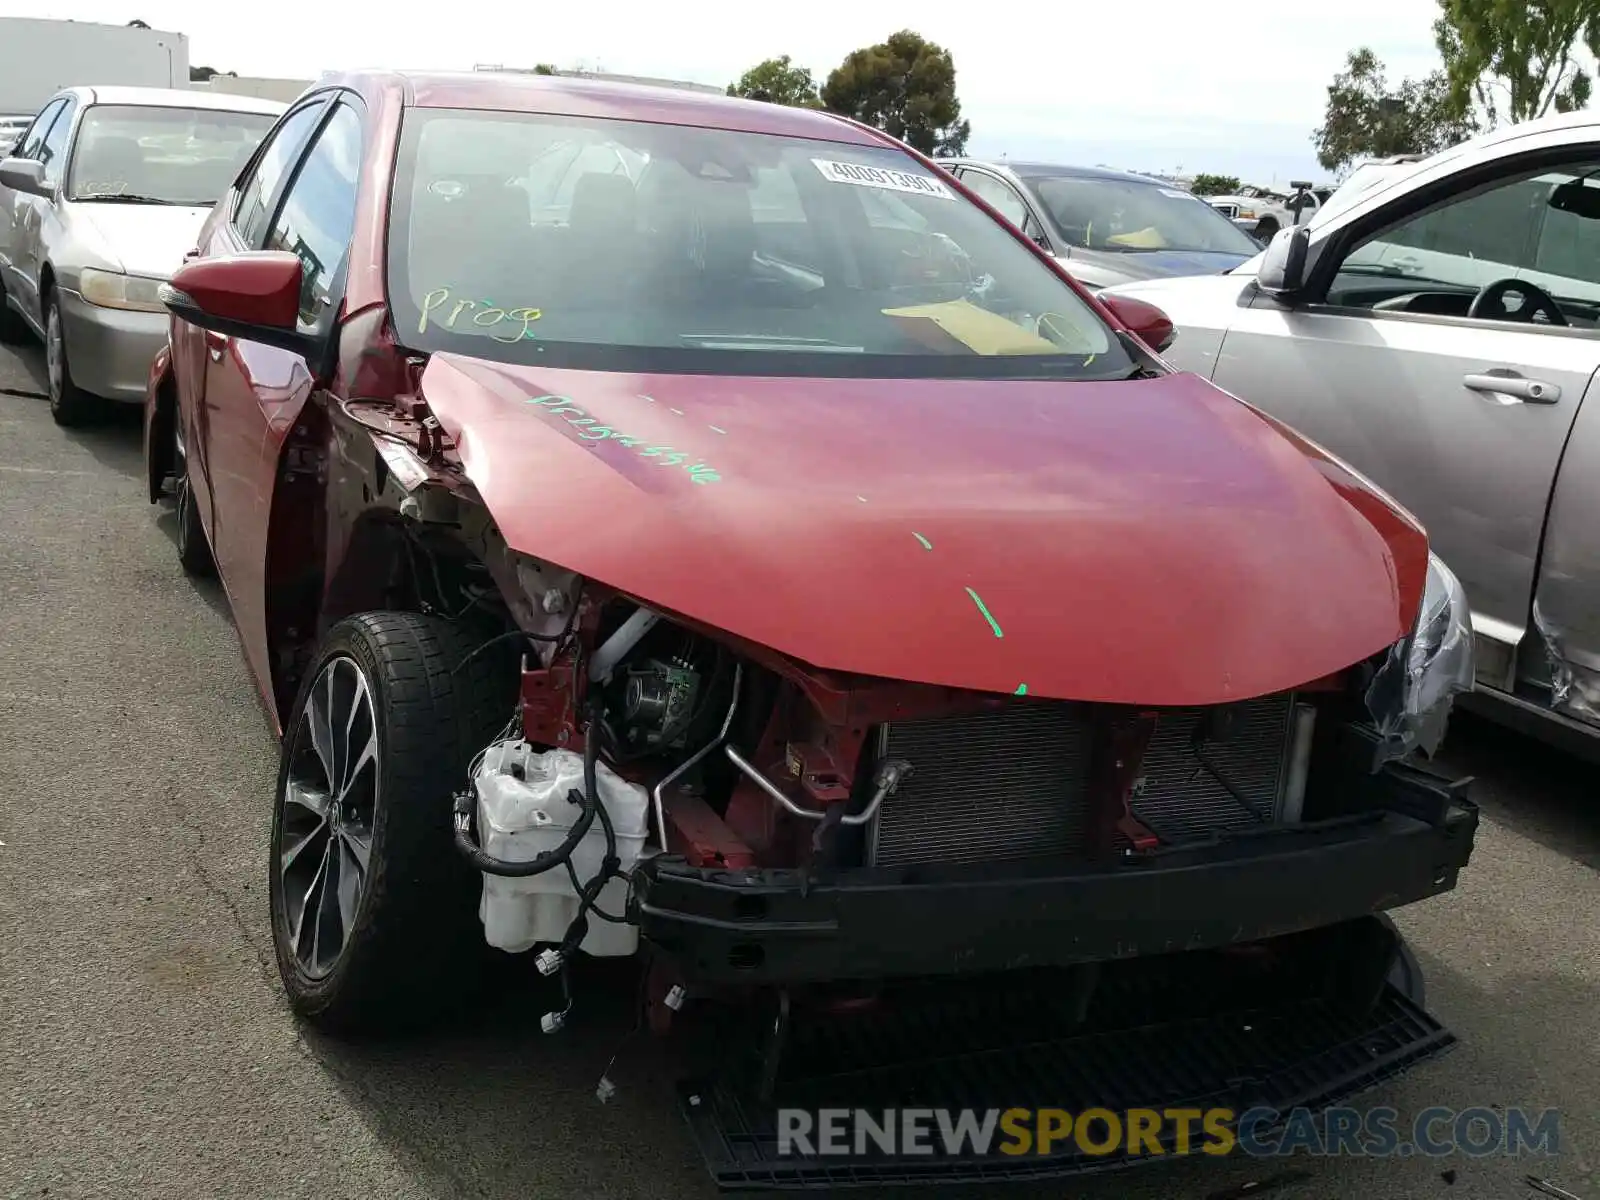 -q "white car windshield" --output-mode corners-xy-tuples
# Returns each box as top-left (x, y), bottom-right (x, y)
(388, 108), (1134, 381)
(67, 104), (277, 206)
